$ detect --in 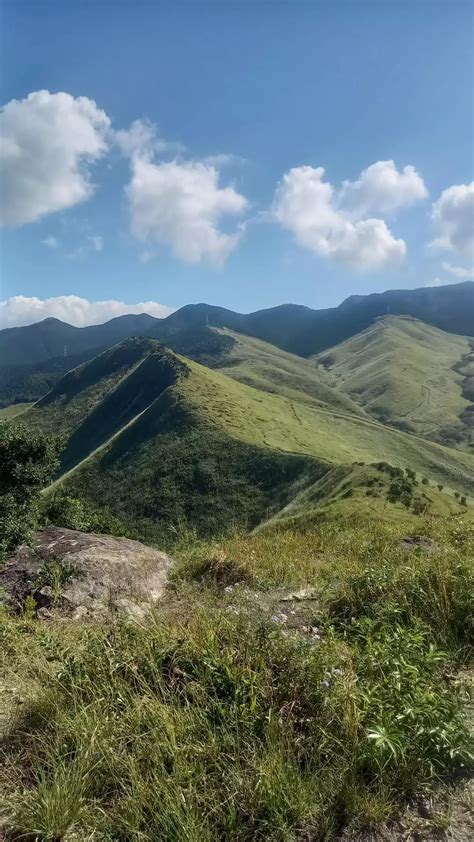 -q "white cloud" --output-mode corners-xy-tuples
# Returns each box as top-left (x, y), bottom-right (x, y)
(0, 295), (173, 329)
(339, 160), (427, 217)
(431, 183), (474, 258)
(427, 277), (442, 287)
(42, 235), (59, 248)
(0, 90), (110, 227)
(442, 261), (474, 279)
(273, 165), (406, 271)
(126, 156), (248, 266)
